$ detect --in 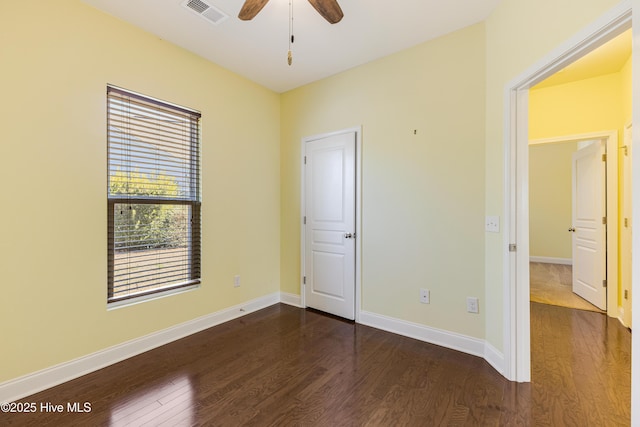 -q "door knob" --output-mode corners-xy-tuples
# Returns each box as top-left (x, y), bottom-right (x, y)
(568, 227), (576, 232)
(344, 232), (355, 239)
